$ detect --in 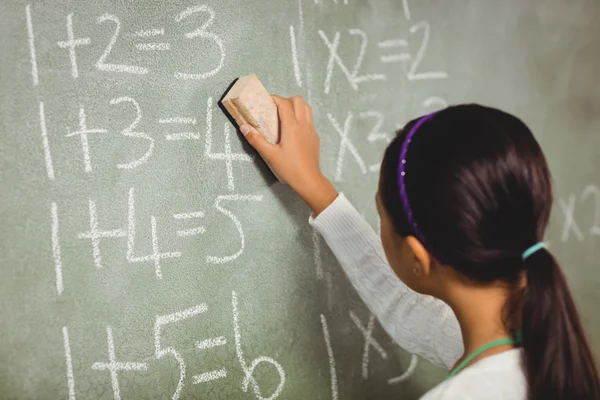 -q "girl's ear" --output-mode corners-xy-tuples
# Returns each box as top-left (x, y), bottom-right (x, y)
(406, 236), (432, 276)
